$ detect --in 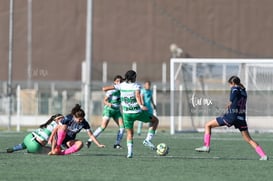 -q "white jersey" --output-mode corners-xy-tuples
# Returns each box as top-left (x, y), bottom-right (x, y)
(114, 82), (142, 114)
(32, 121), (59, 141)
(46, 120), (58, 132)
